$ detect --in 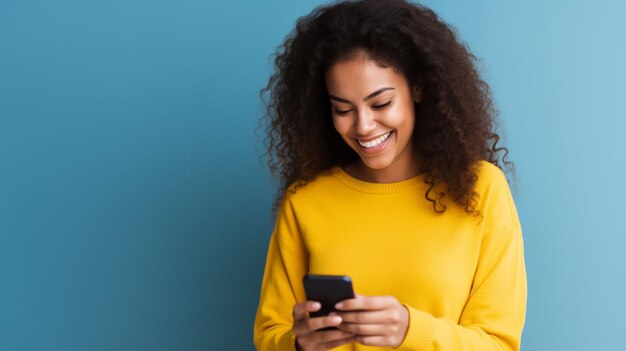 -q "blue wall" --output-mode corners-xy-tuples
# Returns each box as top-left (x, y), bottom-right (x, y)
(1, 1), (624, 350)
